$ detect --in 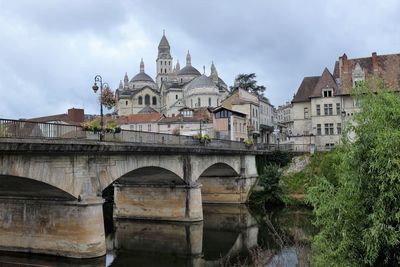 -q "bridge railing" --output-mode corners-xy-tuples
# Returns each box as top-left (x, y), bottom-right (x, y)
(0, 118), (310, 152)
(0, 118), (249, 150)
